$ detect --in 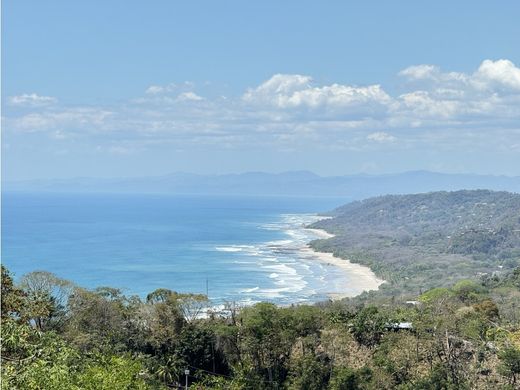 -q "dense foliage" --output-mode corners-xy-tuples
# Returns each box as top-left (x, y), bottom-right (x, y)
(311, 190), (520, 297)
(2, 264), (519, 389)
